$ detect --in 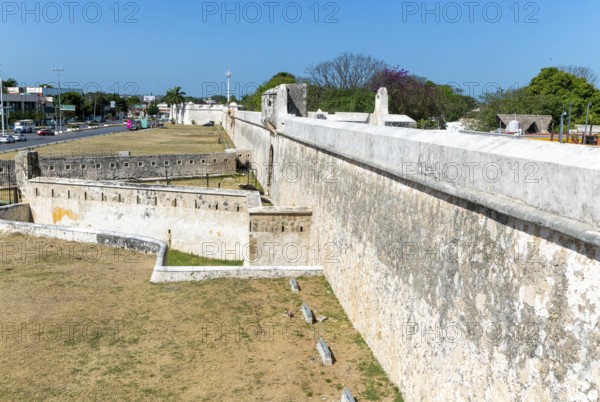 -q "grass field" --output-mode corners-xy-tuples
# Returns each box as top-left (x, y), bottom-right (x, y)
(0, 124), (235, 161)
(0, 234), (403, 401)
(159, 173), (265, 193)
